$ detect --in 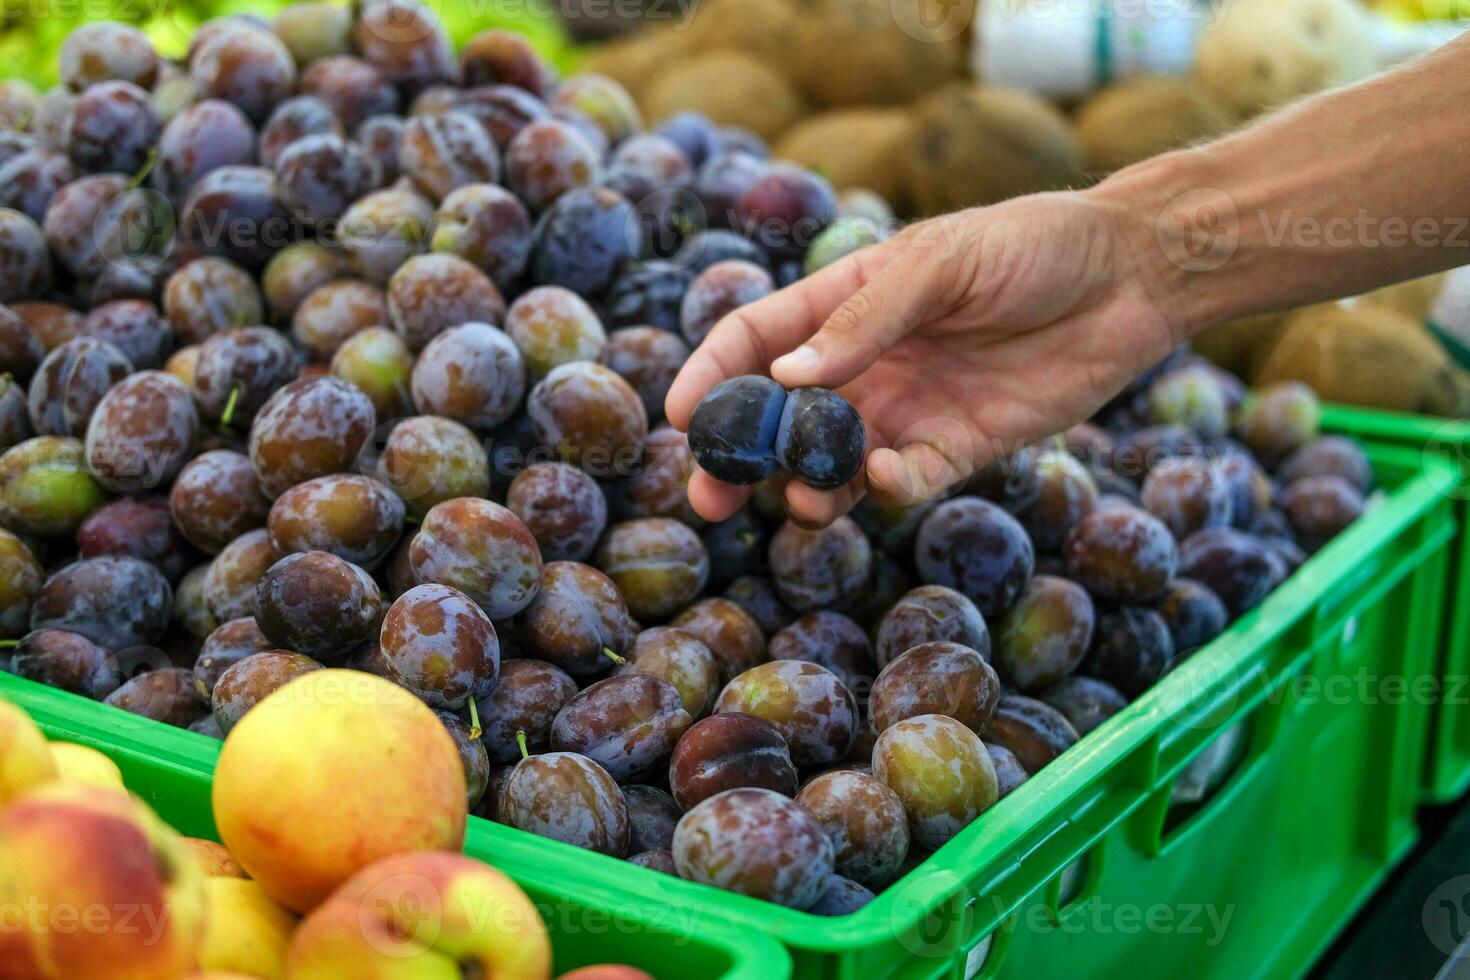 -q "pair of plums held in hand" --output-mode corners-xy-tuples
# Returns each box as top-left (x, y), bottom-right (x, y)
(688, 375), (866, 490)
